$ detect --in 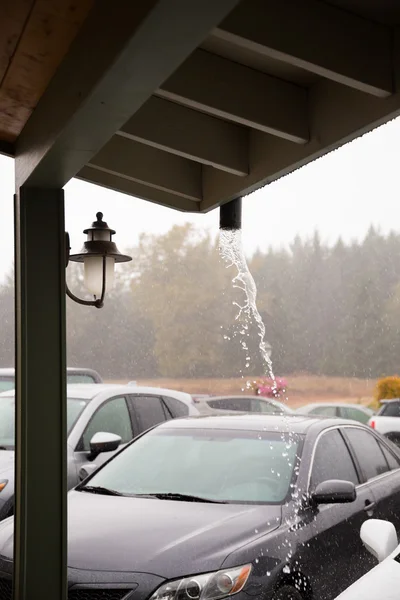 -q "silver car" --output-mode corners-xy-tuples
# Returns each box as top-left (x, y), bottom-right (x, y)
(297, 402), (374, 424)
(0, 366), (103, 393)
(197, 394), (294, 415)
(0, 383), (199, 520)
